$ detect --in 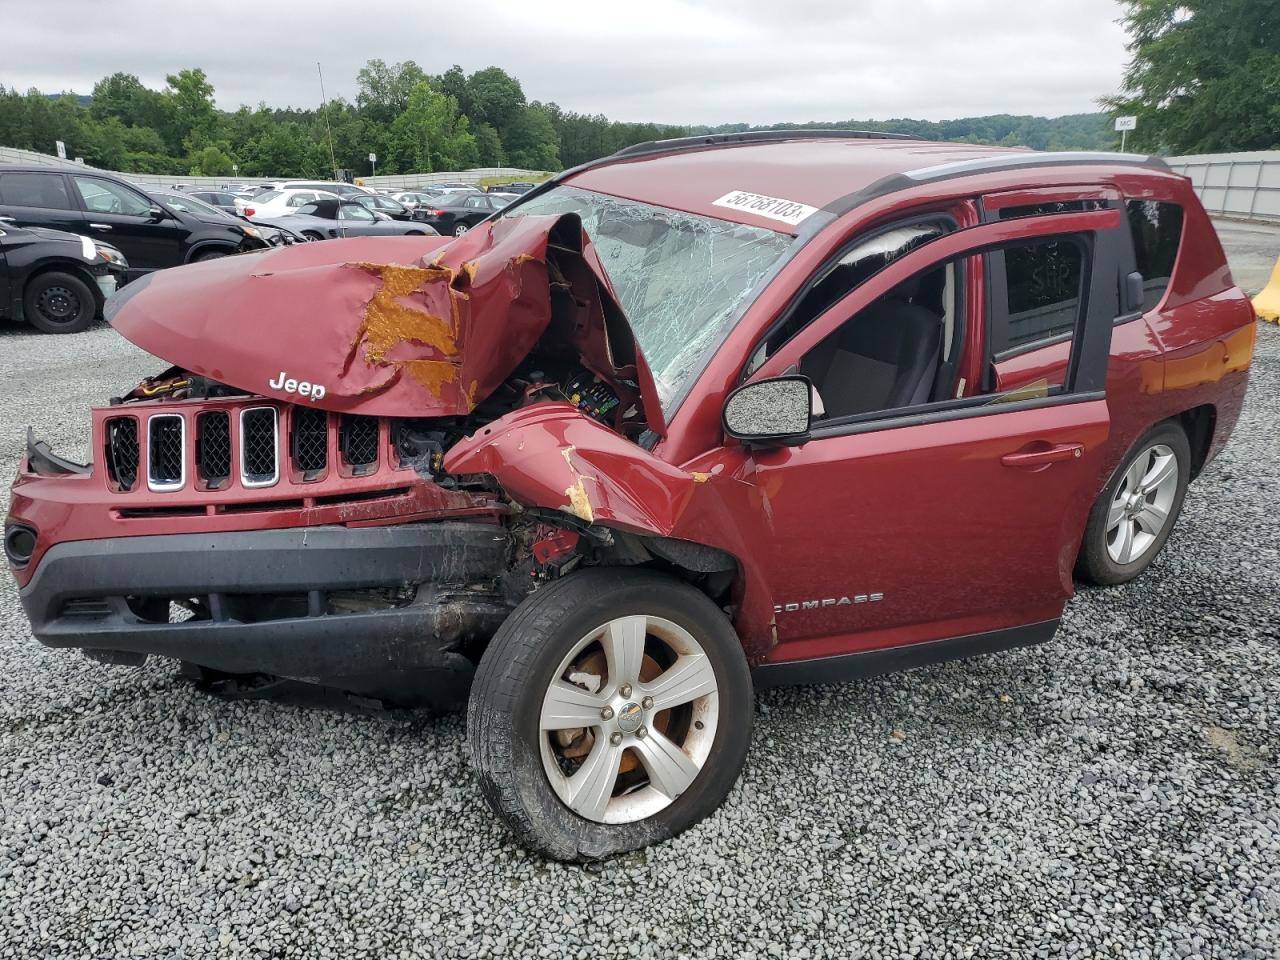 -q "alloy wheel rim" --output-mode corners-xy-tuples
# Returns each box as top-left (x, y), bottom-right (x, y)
(454, 224), (469, 236)
(538, 615), (719, 825)
(1106, 443), (1178, 564)
(36, 285), (80, 323)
